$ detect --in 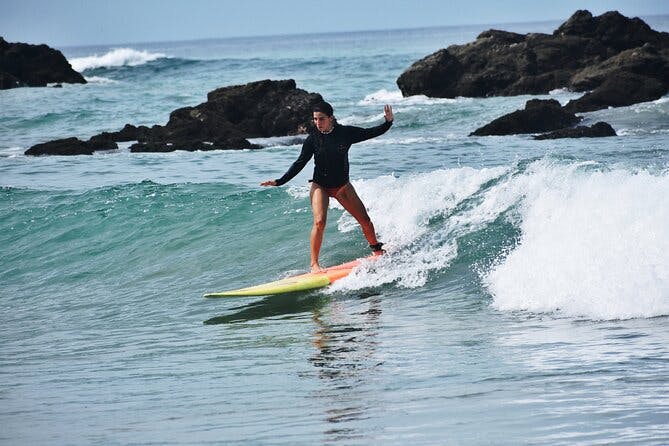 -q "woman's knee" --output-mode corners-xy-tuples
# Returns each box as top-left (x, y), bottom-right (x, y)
(313, 217), (327, 231)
